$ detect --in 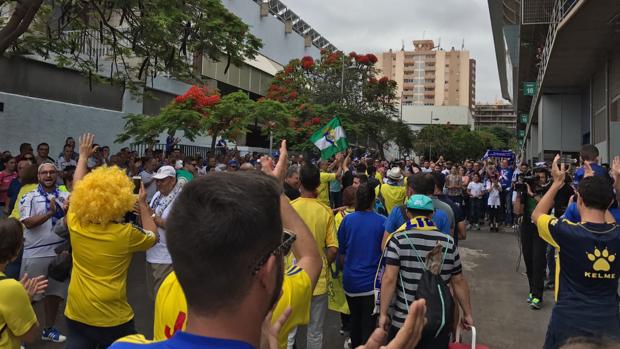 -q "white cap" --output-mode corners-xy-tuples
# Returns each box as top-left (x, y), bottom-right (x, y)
(153, 165), (176, 180)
